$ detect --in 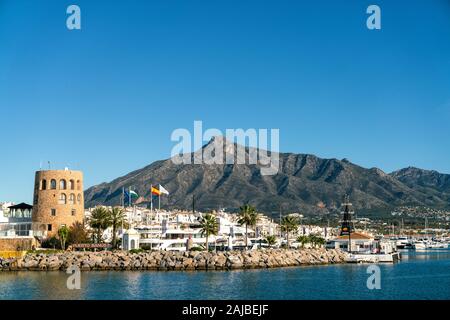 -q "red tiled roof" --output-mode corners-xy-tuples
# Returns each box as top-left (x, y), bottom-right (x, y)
(335, 232), (373, 240)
